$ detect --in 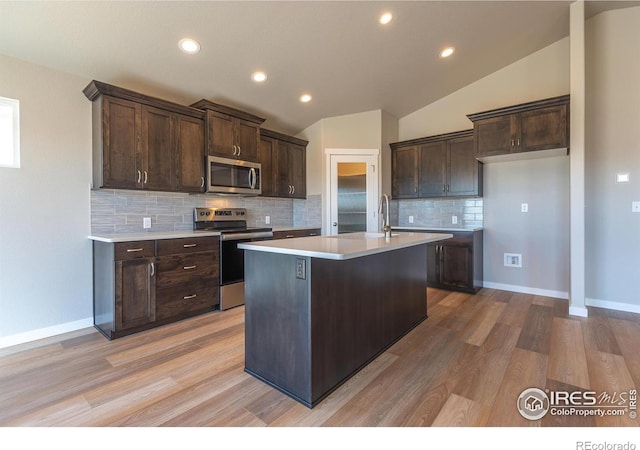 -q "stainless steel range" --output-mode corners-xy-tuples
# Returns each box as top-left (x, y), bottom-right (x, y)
(194, 207), (273, 310)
